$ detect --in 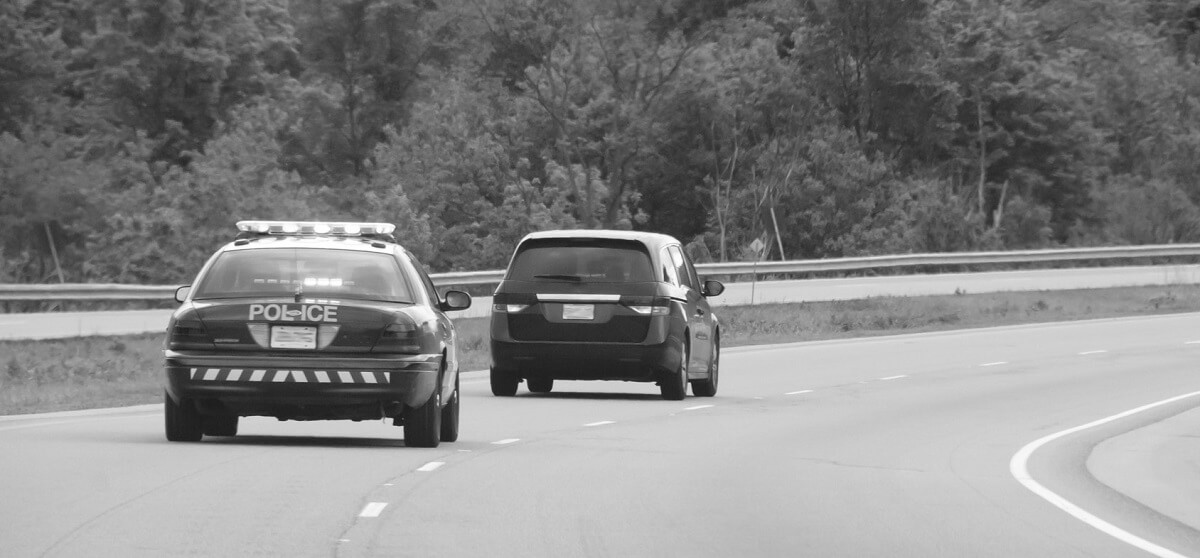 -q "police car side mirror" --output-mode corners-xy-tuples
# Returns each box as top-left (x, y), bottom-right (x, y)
(701, 279), (724, 298)
(174, 285), (192, 303)
(441, 290), (472, 311)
